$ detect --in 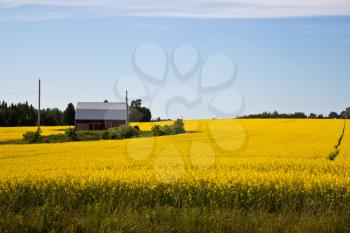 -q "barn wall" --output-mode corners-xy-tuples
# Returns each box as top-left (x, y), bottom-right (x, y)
(75, 120), (126, 130)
